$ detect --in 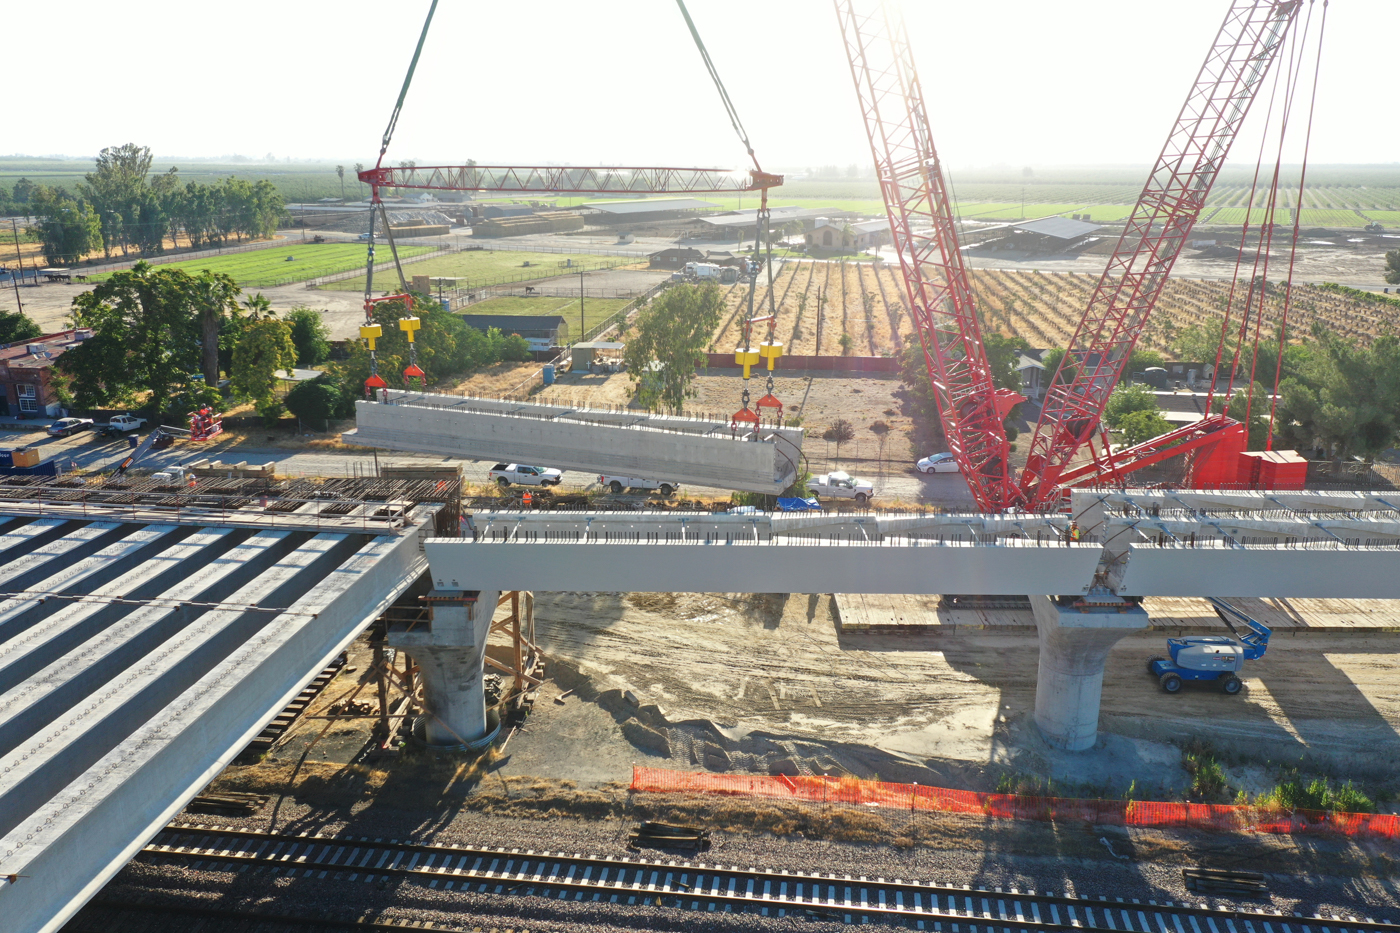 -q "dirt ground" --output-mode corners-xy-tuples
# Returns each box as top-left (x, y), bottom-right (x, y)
(214, 588), (1400, 825)
(524, 591), (1400, 800)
